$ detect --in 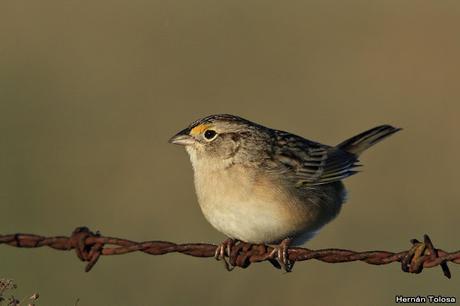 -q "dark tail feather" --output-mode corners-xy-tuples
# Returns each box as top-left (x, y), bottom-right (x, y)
(336, 125), (401, 156)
